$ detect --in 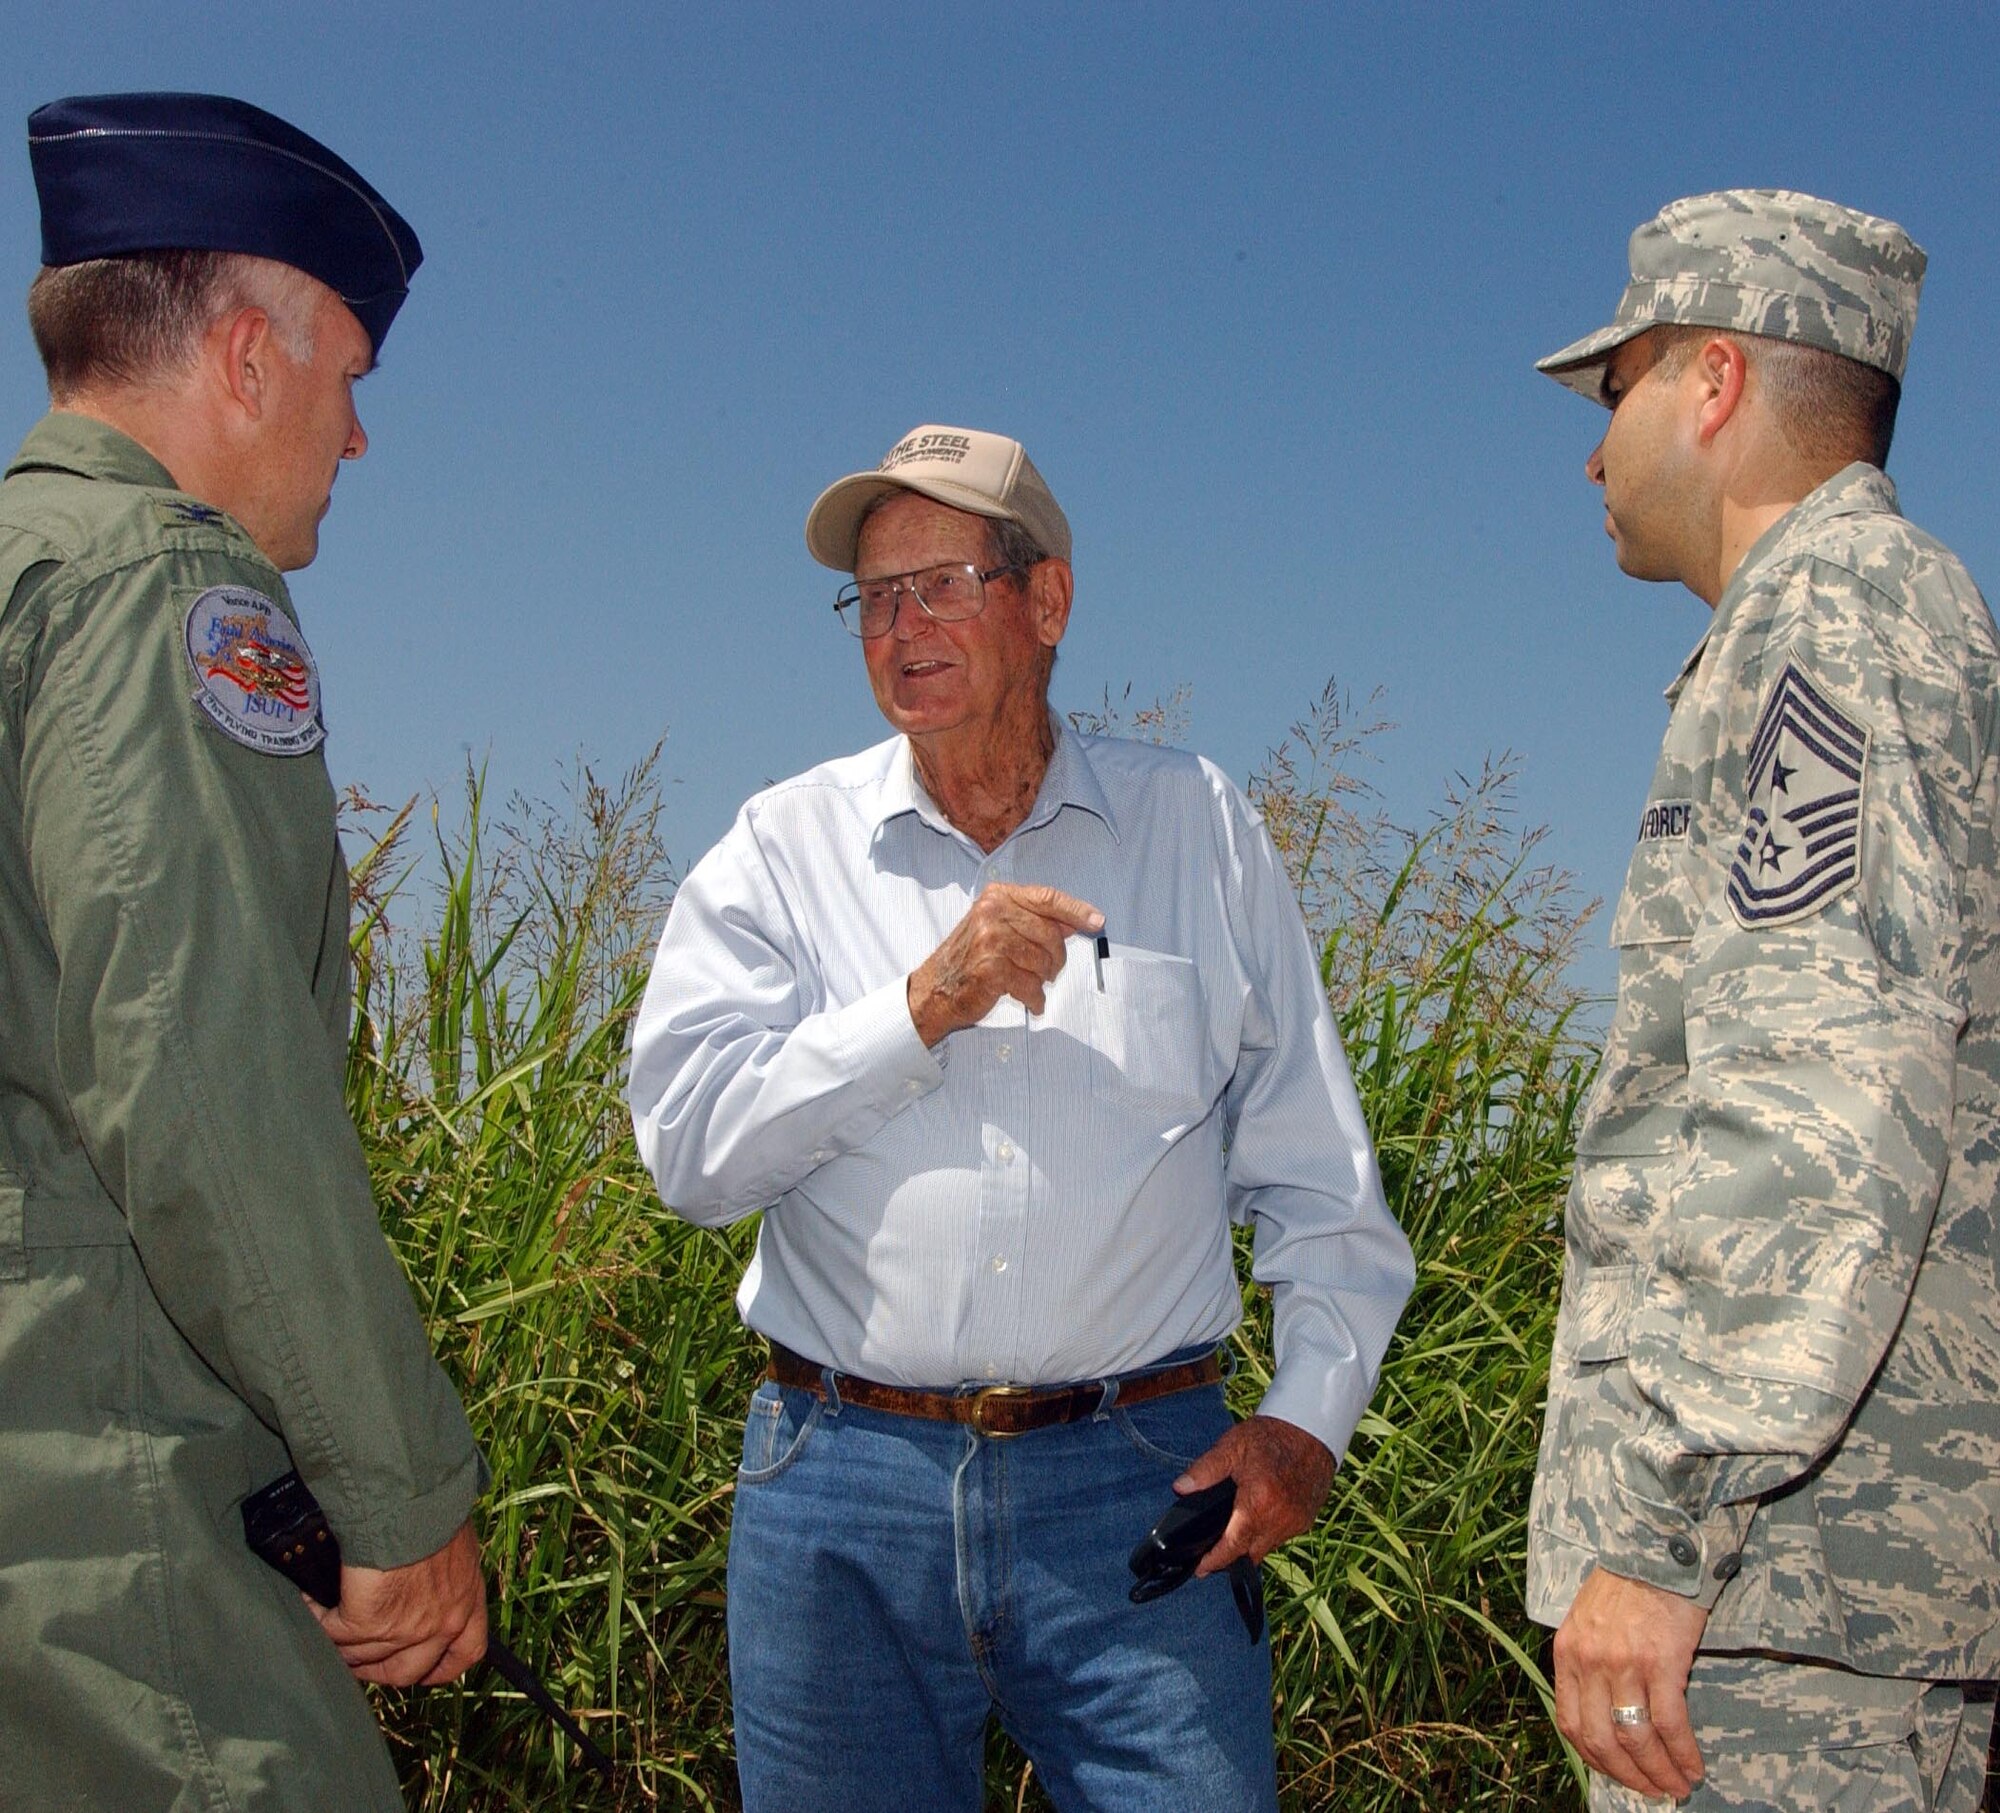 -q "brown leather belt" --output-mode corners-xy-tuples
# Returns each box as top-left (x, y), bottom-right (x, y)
(767, 1342), (1222, 1439)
